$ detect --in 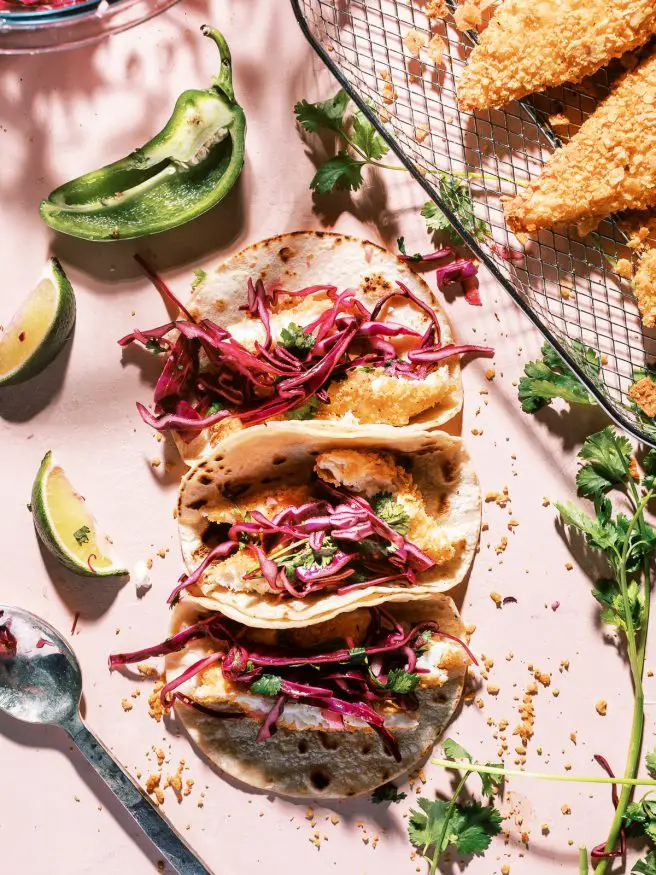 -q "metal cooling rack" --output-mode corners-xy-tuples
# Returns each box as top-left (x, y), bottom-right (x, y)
(291, 0), (656, 447)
